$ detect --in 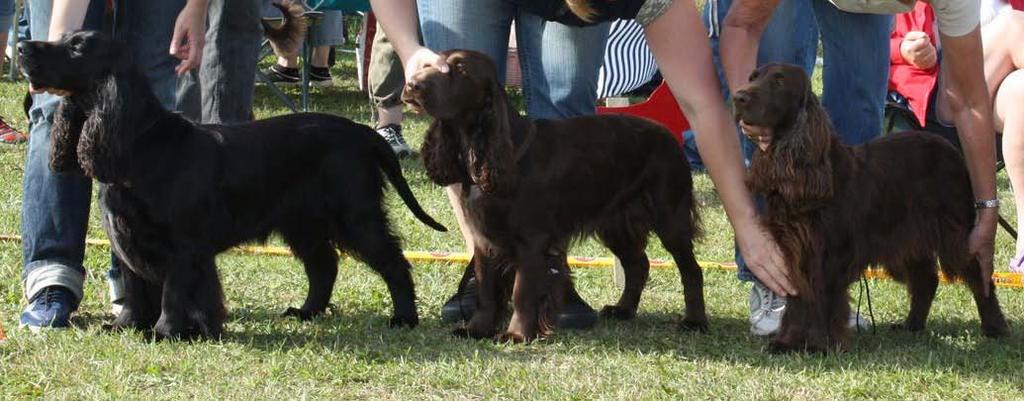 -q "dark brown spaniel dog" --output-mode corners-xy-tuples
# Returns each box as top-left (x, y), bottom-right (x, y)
(18, 27), (446, 340)
(403, 50), (705, 342)
(735, 63), (1009, 352)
